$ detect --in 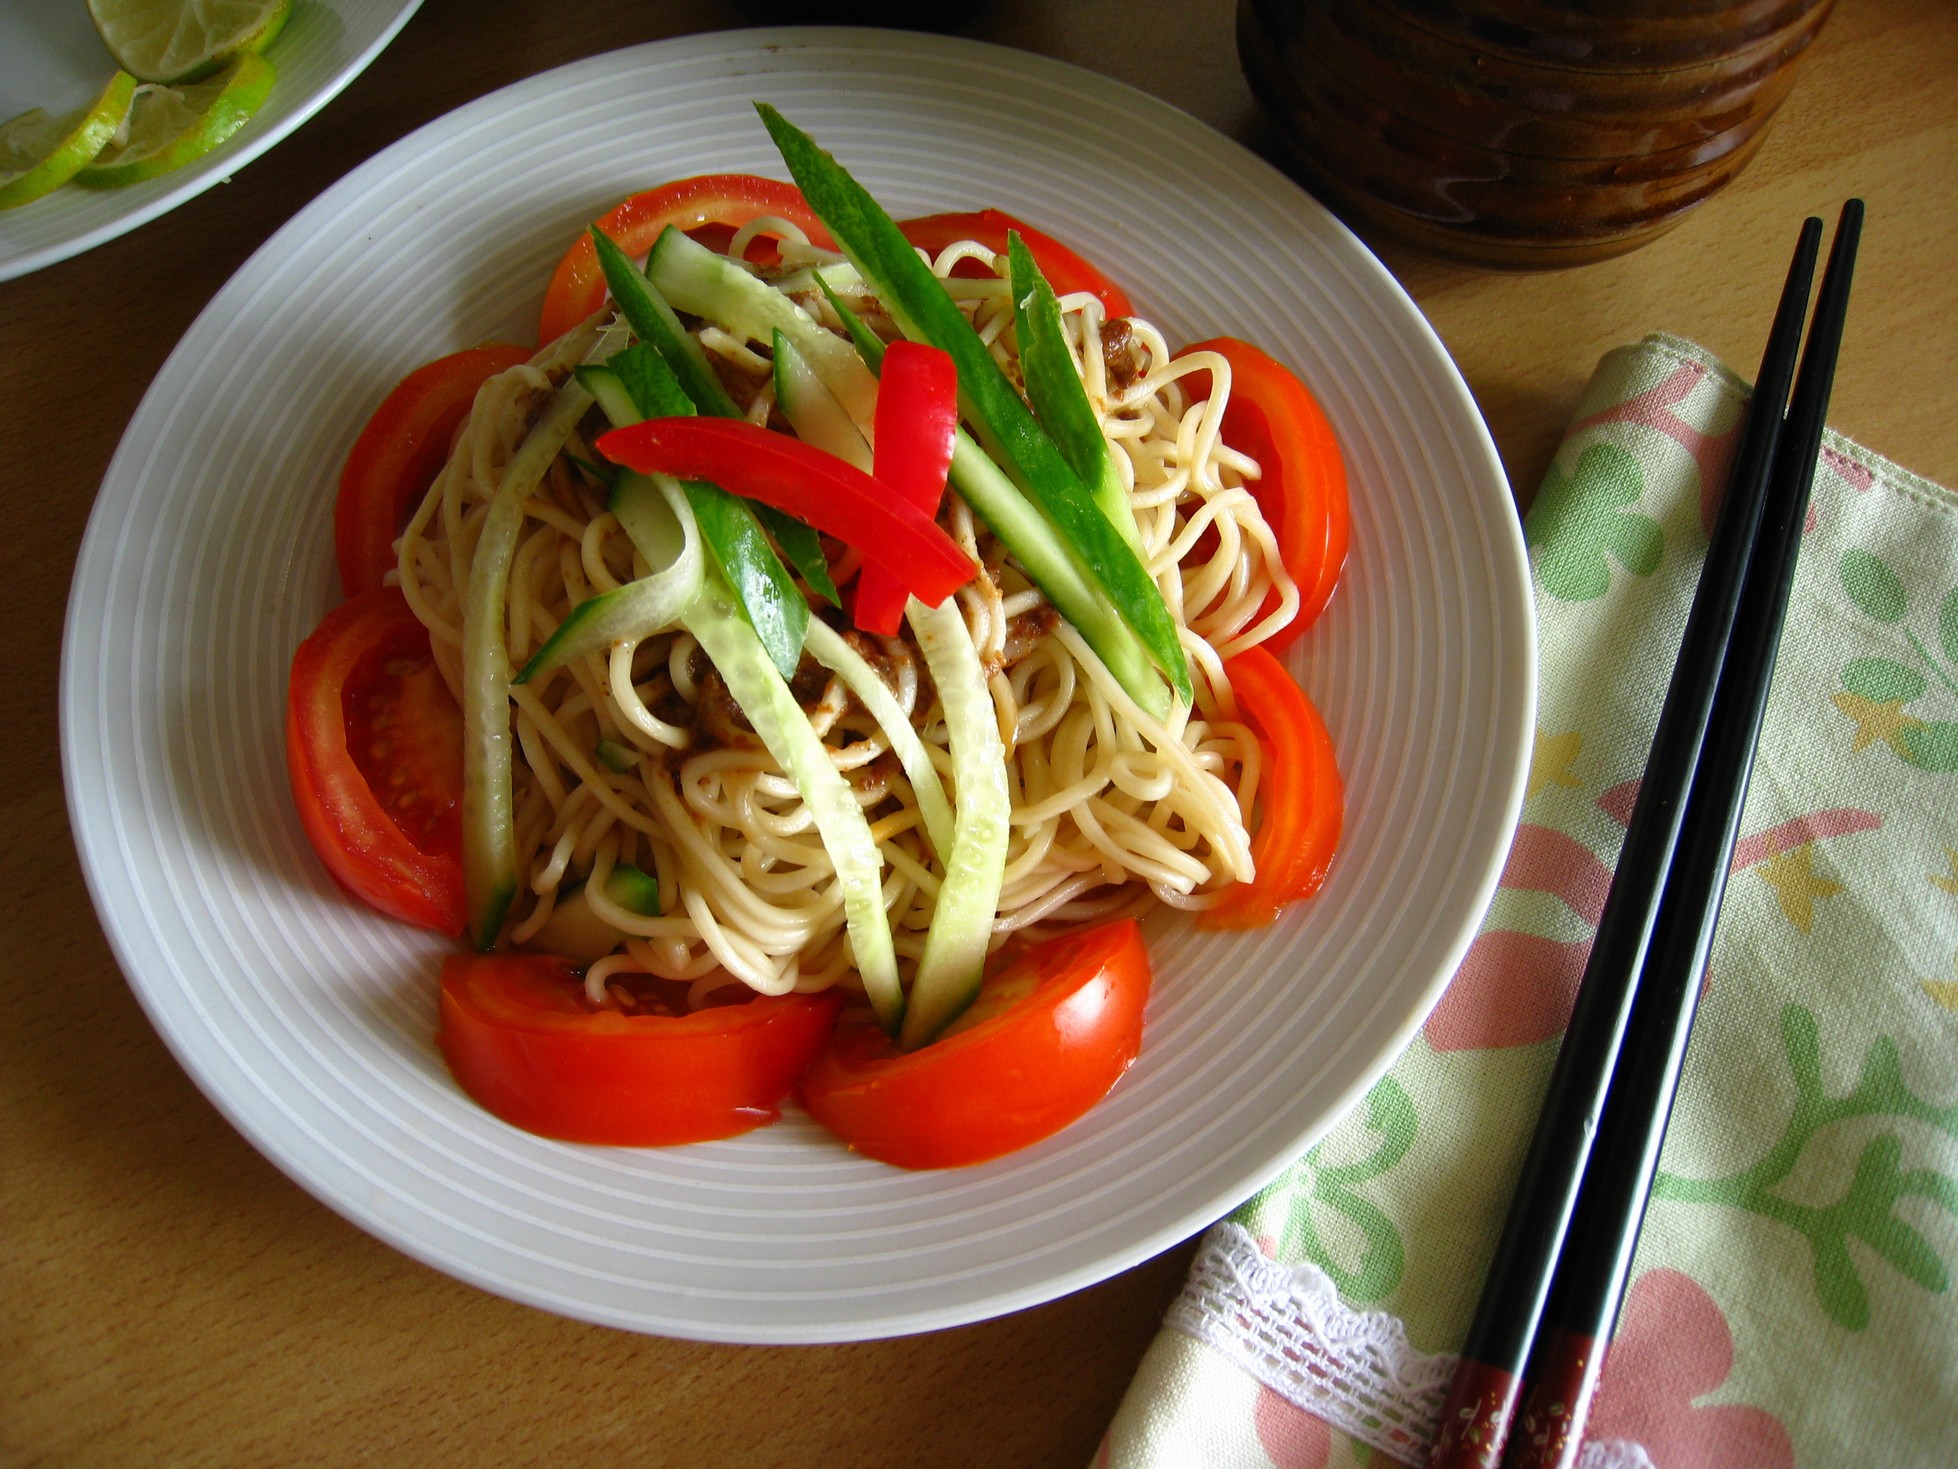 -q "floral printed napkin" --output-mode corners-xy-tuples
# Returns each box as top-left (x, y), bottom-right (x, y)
(1098, 334), (1958, 1469)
